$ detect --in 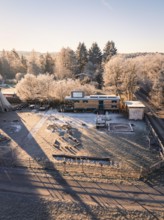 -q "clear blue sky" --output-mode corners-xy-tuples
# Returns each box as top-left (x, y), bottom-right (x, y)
(0, 0), (164, 53)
